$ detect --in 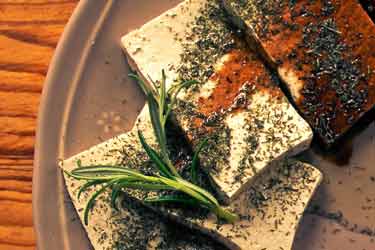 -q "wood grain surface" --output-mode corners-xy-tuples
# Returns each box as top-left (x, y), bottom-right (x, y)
(0, 1), (78, 249)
